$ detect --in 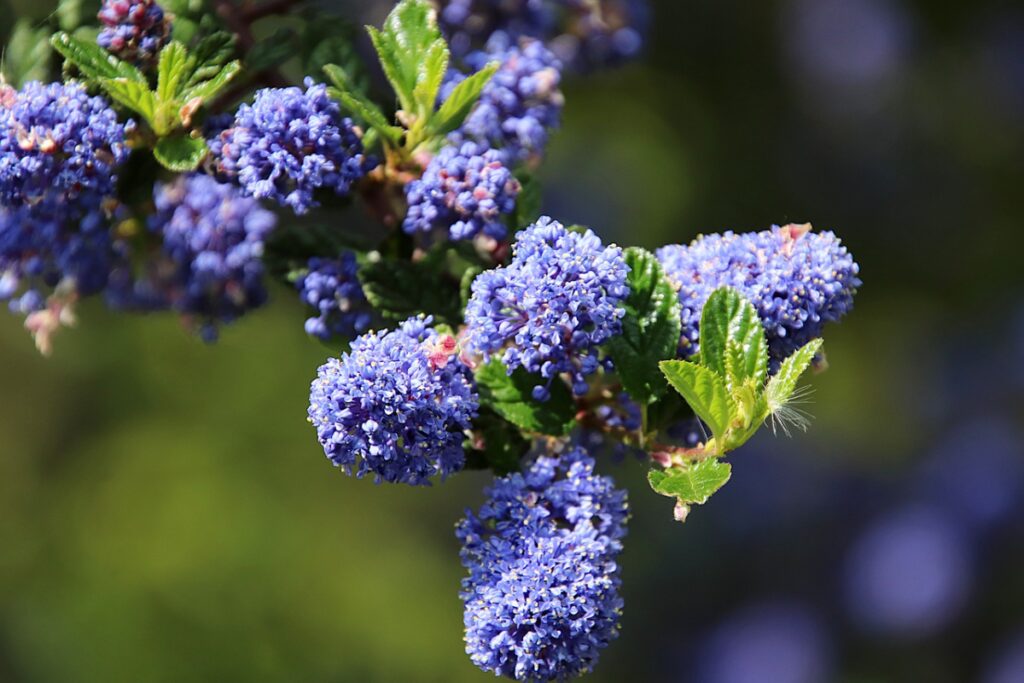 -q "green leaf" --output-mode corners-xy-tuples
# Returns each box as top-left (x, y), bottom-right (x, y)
(765, 338), (823, 411)
(607, 247), (682, 403)
(412, 38), (449, 117)
(648, 458), (732, 505)
(367, 0), (441, 112)
(3, 20), (53, 87)
(699, 287), (767, 386)
(50, 32), (146, 83)
(466, 409), (529, 475)
(325, 65), (402, 144)
(187, 31), (236, 86)
(156, 41), (194, 102)
(358, 256), (461, 325)
(245, 28), (295, 74)
(431, 62), (498, 135)
(153, 134), (209, 171)
(181, 60), (241, 104)
(659, 360), (733, 443)
(513, 172), (542, 228)
(97, 77), (157, 124)
(475, 360), (576, 435)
